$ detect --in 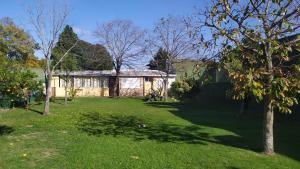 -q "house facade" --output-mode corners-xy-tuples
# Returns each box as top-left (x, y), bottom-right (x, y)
(51, 70), (176, 97)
